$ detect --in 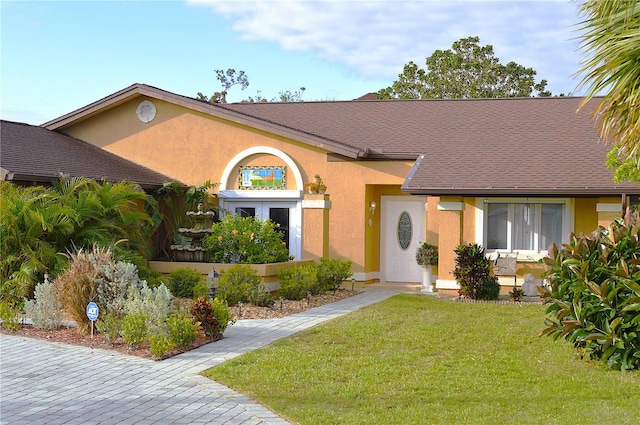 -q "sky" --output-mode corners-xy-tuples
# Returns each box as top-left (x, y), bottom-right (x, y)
(1, 0), (588, 125)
